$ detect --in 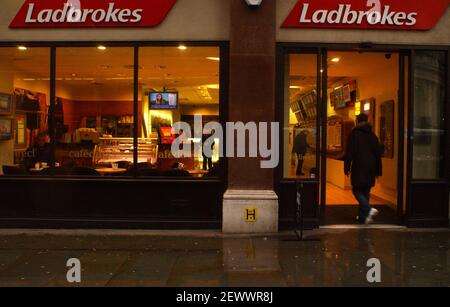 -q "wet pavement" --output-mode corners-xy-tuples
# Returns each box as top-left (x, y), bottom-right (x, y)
(0, 228), (448, 287)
